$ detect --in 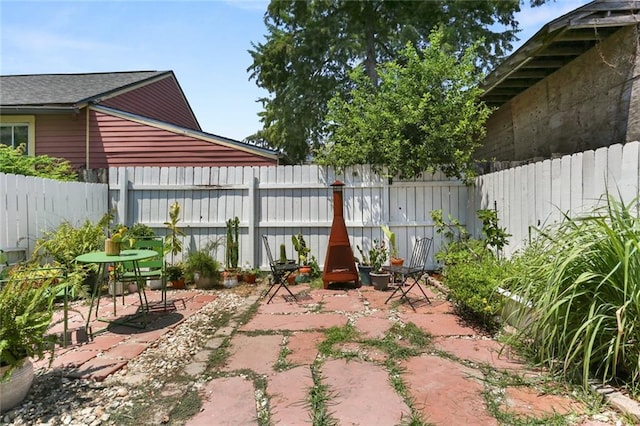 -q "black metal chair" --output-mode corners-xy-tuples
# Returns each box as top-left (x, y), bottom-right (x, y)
(262, 235), (299, 303)
(382, 237), (433, 311)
